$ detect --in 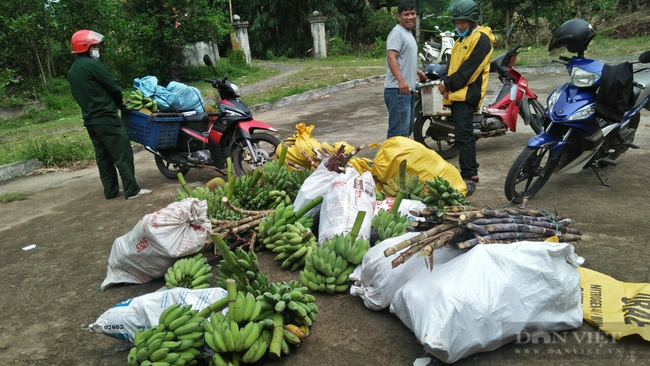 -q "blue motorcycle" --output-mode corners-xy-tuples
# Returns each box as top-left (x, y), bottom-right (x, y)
(504, 18), (650, 203)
